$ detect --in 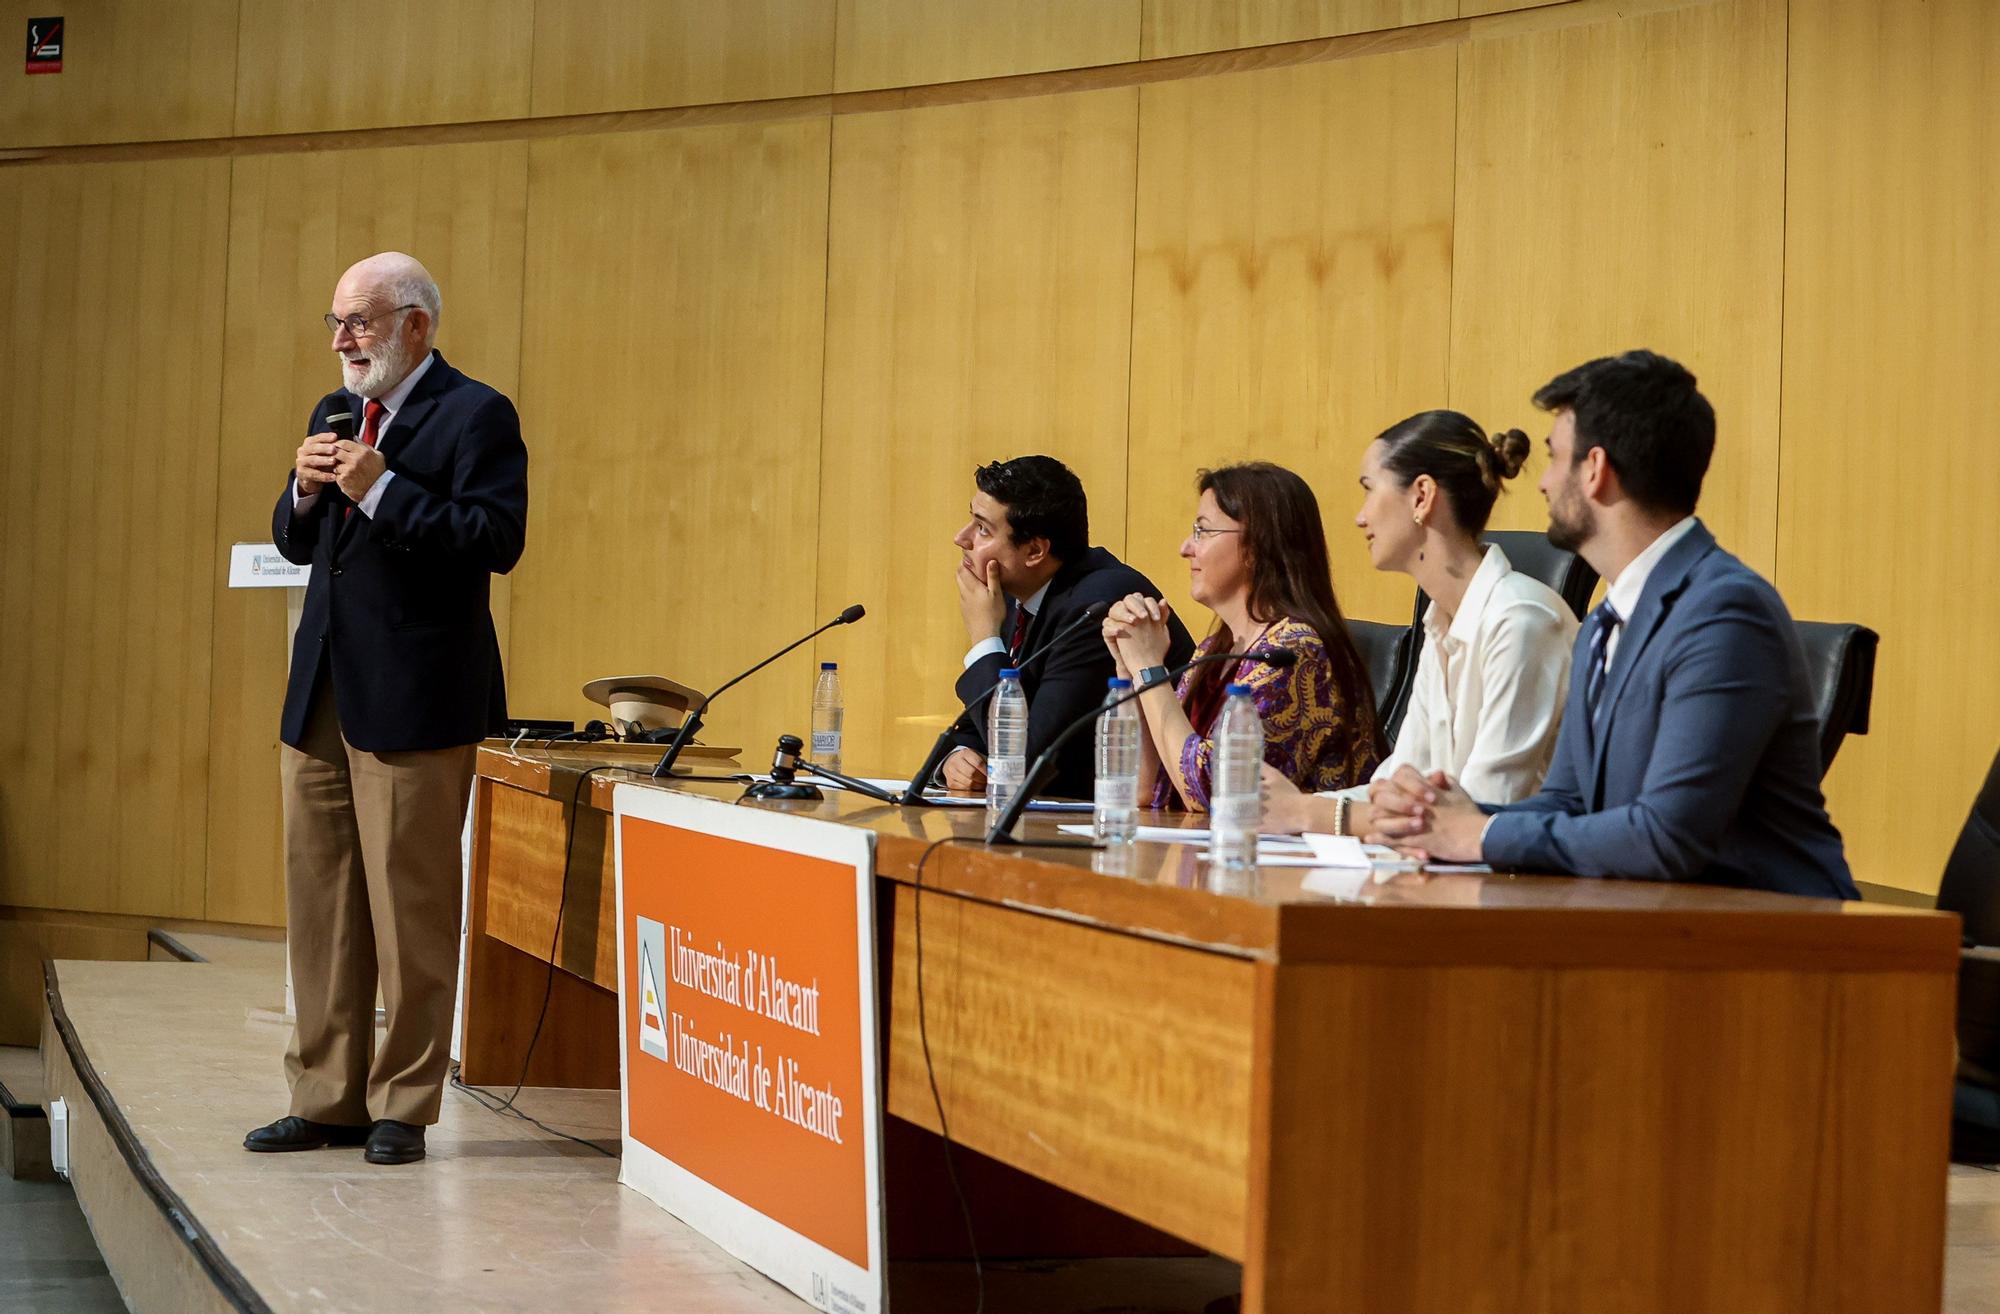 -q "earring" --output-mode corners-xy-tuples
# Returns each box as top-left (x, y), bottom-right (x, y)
(1414, 512), (1426, 528)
